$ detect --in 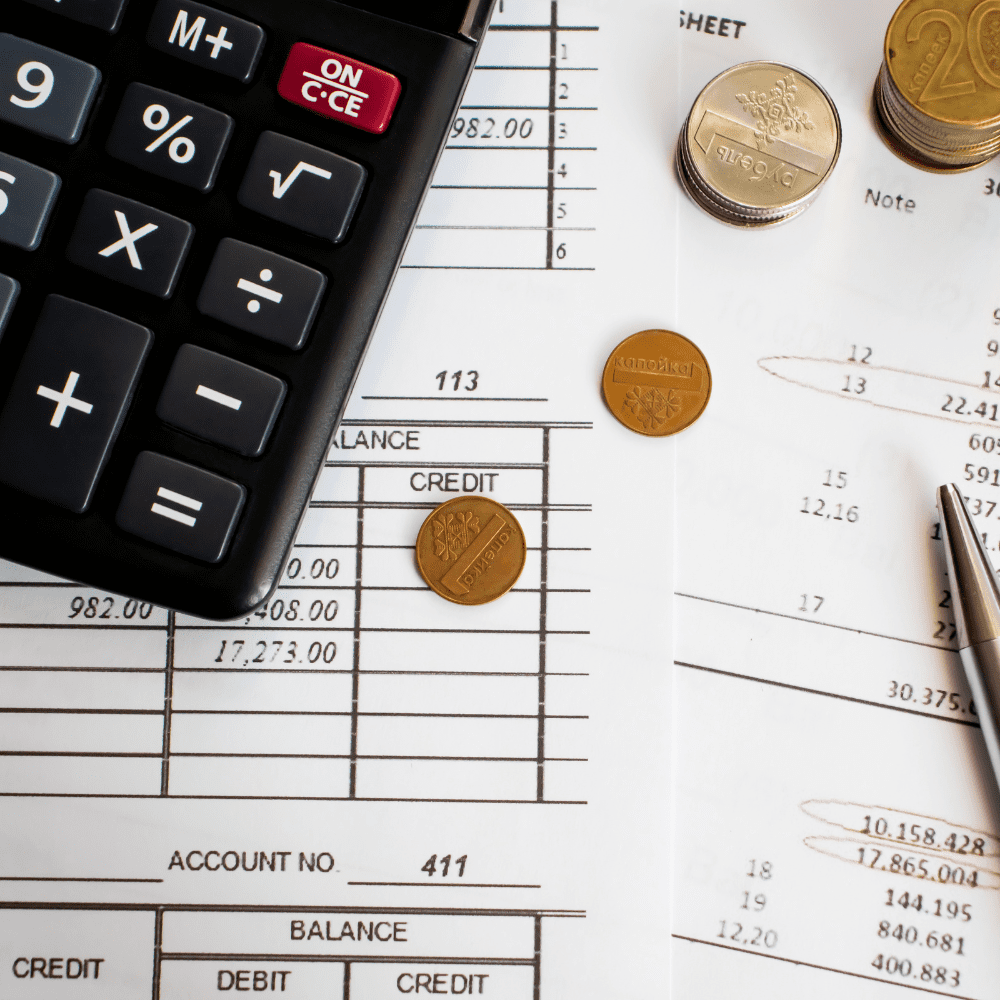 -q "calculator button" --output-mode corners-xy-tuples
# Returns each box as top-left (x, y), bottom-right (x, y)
(66, 189), (194, 298)
(0, 274), (19, 338)
(0, 295), (152, 513)
(238, 131), (366, 243)
(116, 451), (245, 563)
(0, 35), (101, 144)
(157, 344), (286, 457)
(0, 152), (61, 251)
(197, 238), (327, 350)
(21, 0), (130, 32)
(106, 83), (234, 193)
(147, 0), (266, 84)
(278, 42), (402, 135)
